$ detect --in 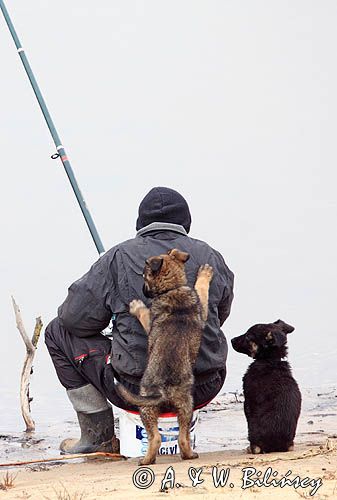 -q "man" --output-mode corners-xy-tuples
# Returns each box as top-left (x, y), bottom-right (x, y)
(45, 187), (234, 454)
